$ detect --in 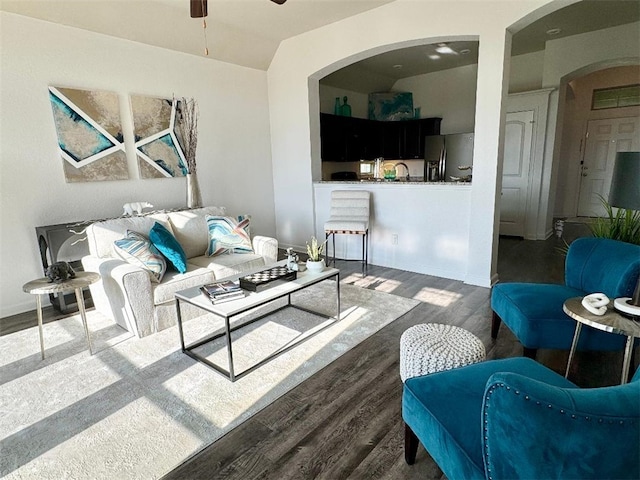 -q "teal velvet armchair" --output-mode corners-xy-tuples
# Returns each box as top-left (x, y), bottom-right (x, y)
(491, 237), (640, 358)
(402, 357), (640, 479)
